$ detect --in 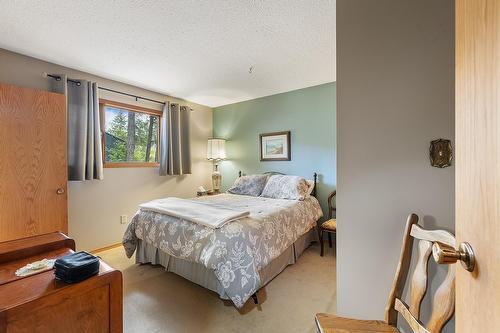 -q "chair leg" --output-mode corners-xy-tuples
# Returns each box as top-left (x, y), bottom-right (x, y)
(328, 233), (333, 248)
(320, 230), (324, 257)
